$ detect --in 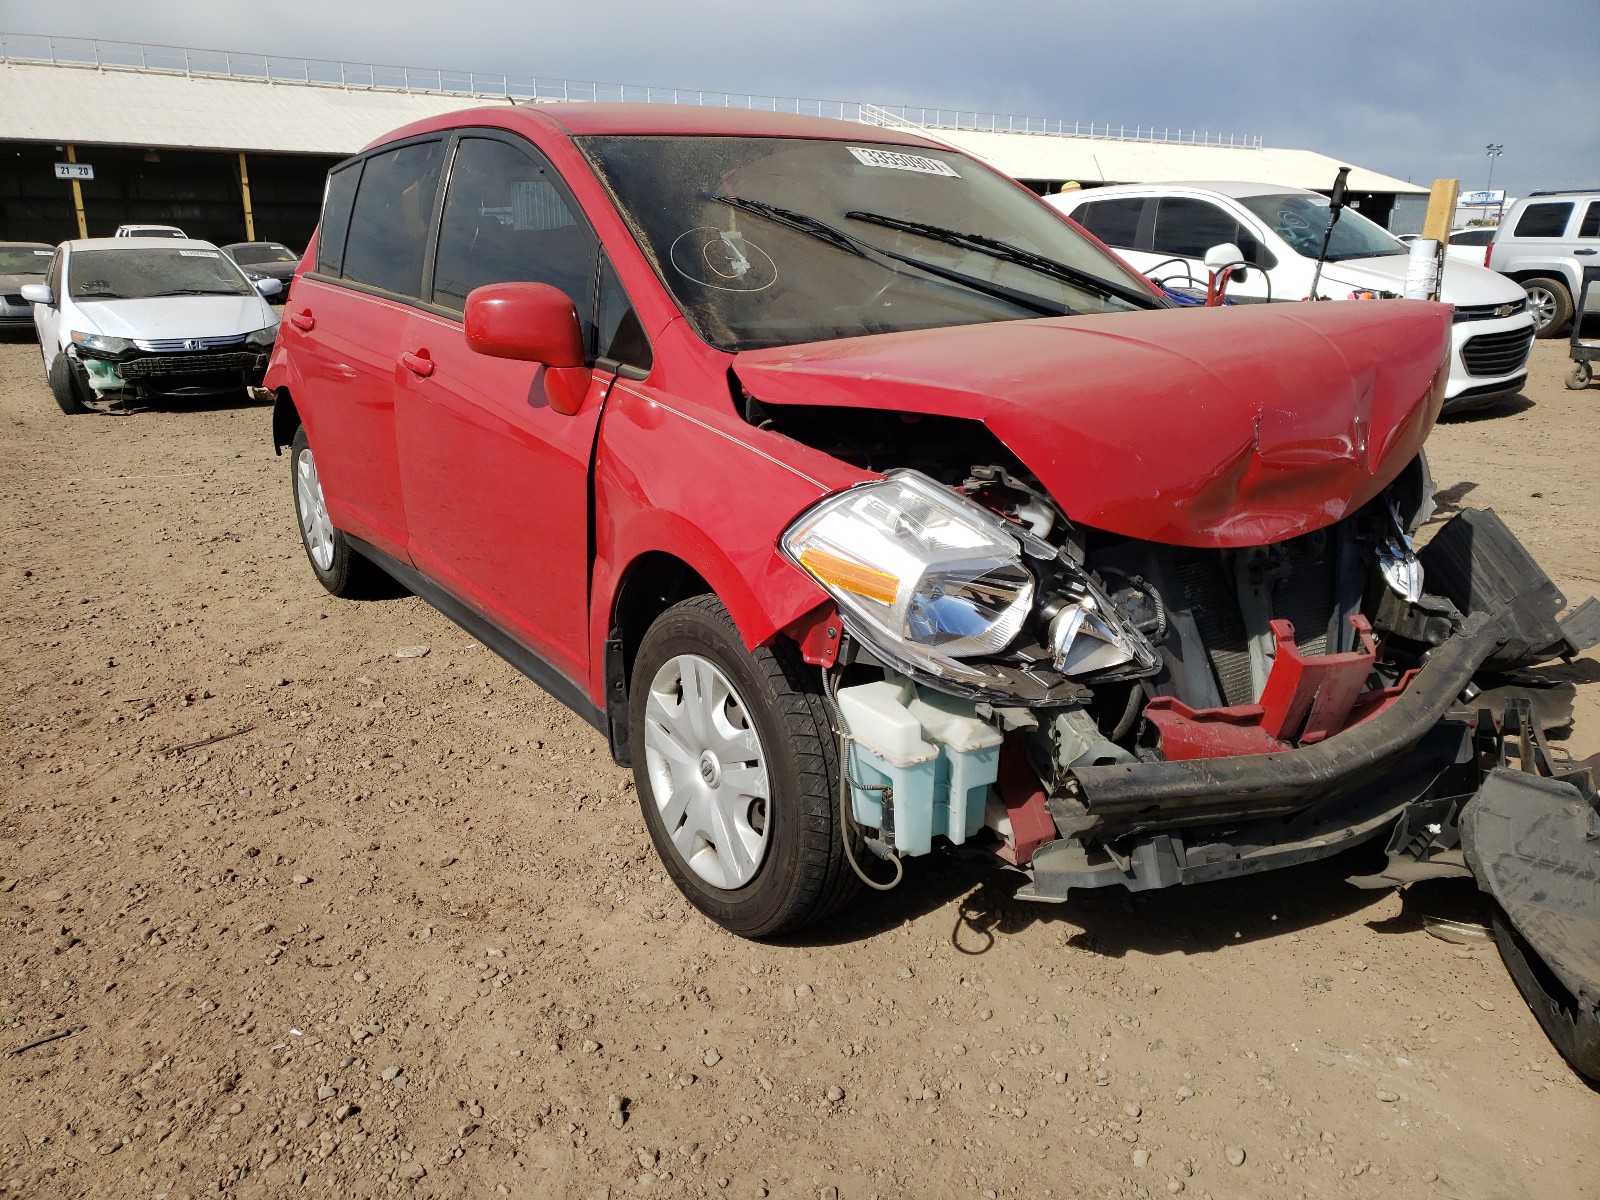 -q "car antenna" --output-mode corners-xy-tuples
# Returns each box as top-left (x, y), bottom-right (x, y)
(1308, 166), (1351, 301)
